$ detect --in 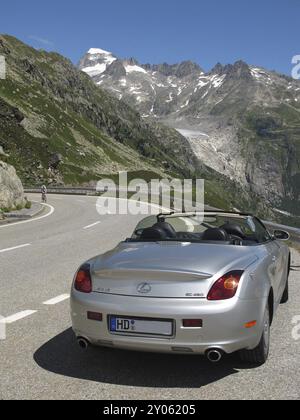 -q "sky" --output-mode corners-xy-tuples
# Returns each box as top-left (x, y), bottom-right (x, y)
(0, 0), (299, 75)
